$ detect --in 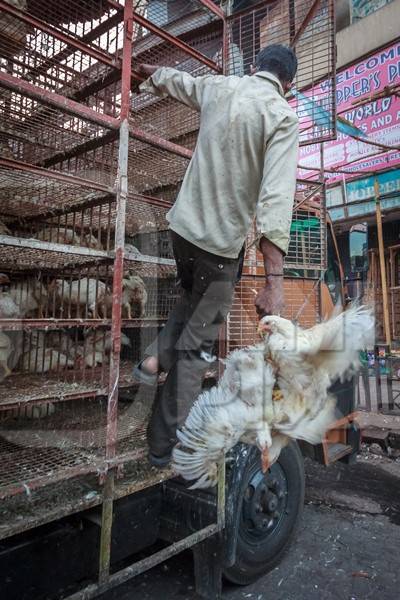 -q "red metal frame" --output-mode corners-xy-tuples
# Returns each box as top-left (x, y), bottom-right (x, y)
(129, 126), (194, 159)
(198, 0), (225, 19)
(0, 0), (120, 69)
(24, 13), (123, 83)
(290, 0), (322, 48)
(0, 70), (120, 130)
(0, 157), (114, 193)
(130, 11), (222, 73)
(99, 0), (134, 582)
